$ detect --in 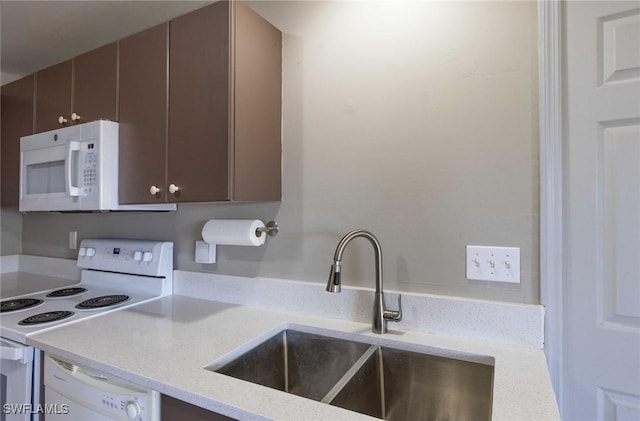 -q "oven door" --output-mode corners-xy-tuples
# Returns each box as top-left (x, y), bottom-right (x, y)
(0, 338), (35, 421)
(19, 133), (83, 212)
